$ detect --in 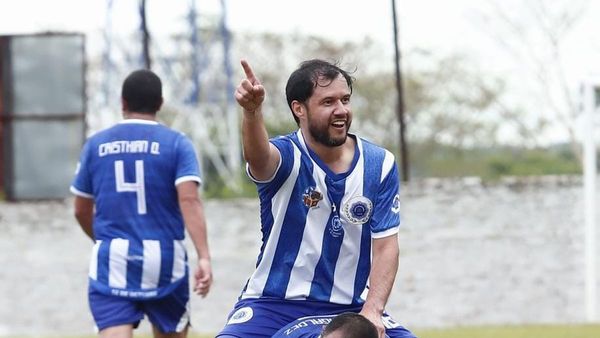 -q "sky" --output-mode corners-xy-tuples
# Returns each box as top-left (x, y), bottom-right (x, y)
(1, 0), (600, 143)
